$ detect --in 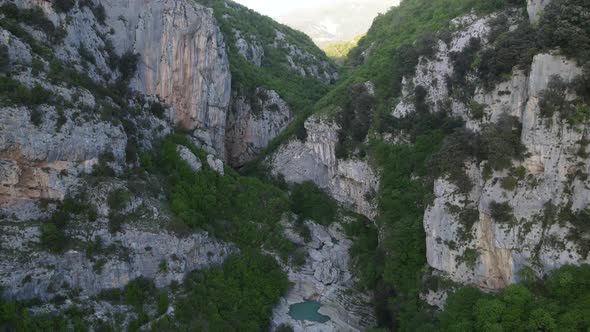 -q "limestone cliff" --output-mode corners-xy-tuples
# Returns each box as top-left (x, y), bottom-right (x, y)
(391, 4), (590, 292)
(107, 0), (232, 157)
(0, 0), (235, 309)
(269, 114), (379, 219)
